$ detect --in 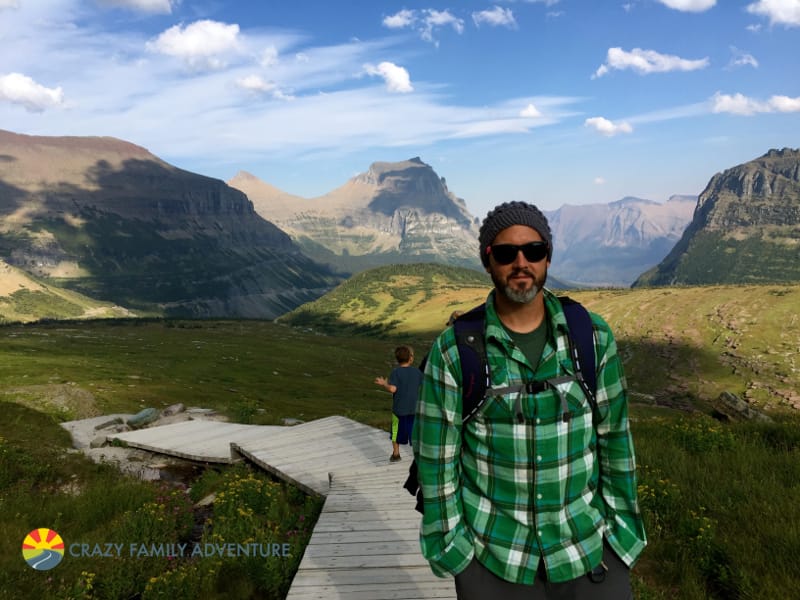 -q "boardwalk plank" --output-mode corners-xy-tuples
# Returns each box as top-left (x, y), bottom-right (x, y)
(98, 416), (454, 599)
